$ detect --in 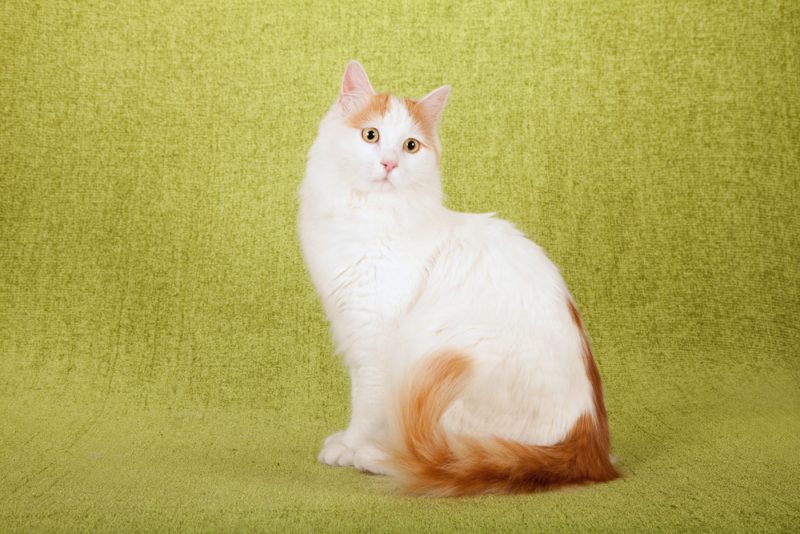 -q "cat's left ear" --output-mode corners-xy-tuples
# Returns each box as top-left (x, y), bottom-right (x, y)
(339, 60), (375, 113)
(417, 85), (451, 127)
